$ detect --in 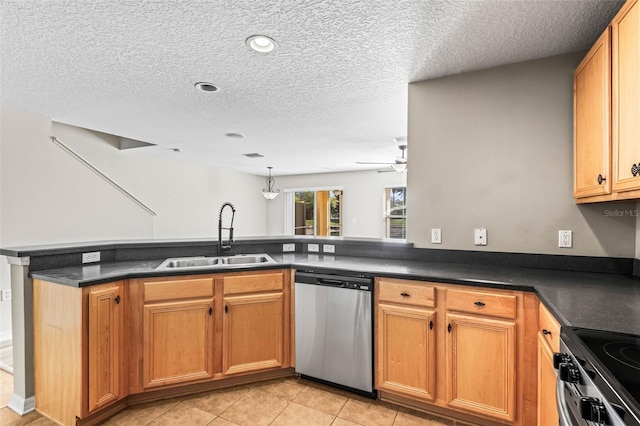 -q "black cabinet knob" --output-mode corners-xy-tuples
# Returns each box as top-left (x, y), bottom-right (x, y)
(632, 164), (640, 177)
(115, 295), (121, 304)
(474, 301), (485, 307)
(597, 174), (606, 184)
(559, 362), (580, 384)
(400, 292), (410, 297)
(580, 397), (608, 424)
(542, 329), (552, 336)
